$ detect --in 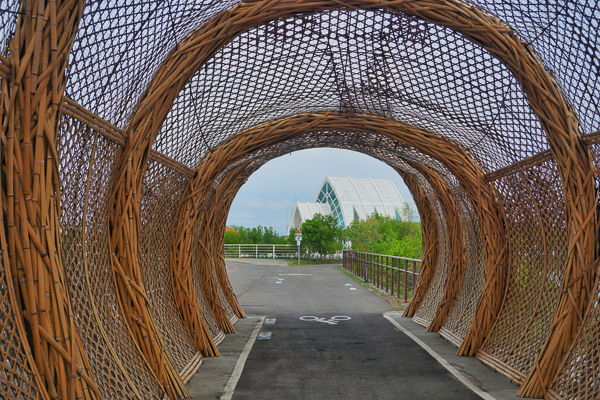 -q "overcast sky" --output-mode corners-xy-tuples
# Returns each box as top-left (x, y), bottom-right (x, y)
(226, 148), (417, 235)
